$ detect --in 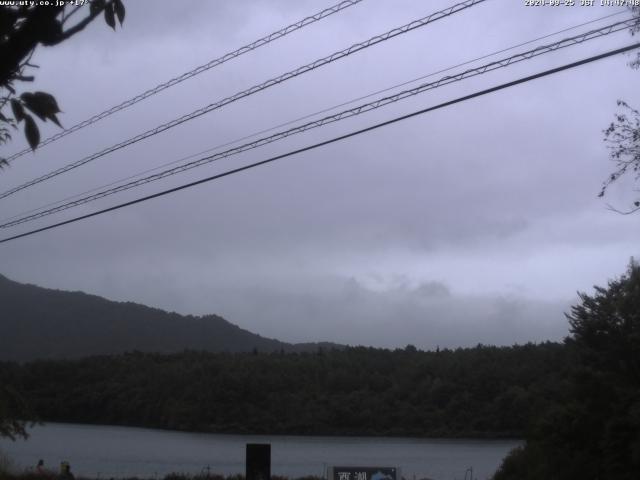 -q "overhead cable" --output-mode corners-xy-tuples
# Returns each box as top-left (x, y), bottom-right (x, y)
(3, 0), (366, 164)
(0, 0), (487, 200)
(2, 9), (624, 226)
(1, 42), (638, 245)
(1, 17), (636, 230)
